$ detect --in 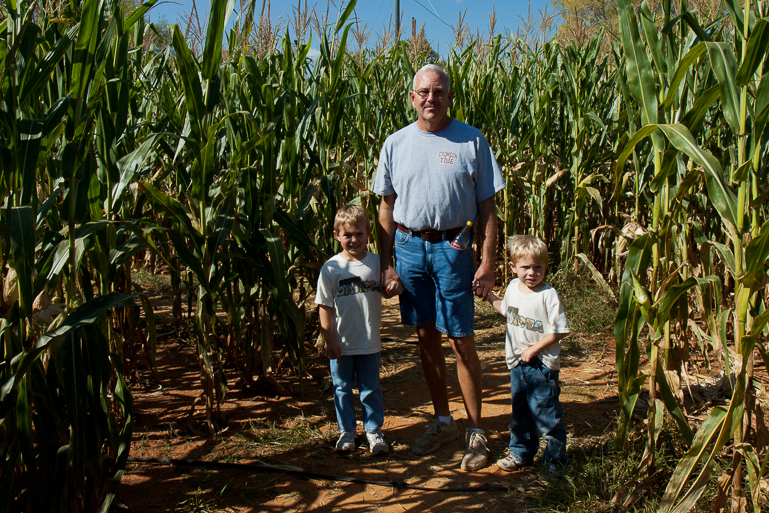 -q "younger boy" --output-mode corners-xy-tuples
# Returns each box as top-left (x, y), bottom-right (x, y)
(315, 205), (389, 455)
(482, 235), (570, 472)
